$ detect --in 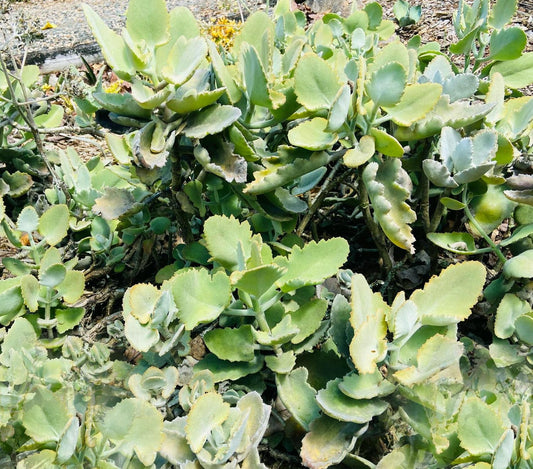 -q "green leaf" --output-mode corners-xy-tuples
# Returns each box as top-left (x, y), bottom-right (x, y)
(393, 334), (463, 385)
(231, 265), (285, 298)
(56, 270), (85, 304)
(127, 283), (160, 324)
(39, 264), (67, 288)
(494, 293), (531, 339)
(183, 104), (241, 139)
(370, 128), (404, 157)
(185, 391), (229, 453)
(301, 415), (363, 469)
(426, 232), (479, 254)
(125, 0), (169, 49)
(82, 4), (135, 80)
(208, 40), (242, 104)
(339, 370), (396, 400)
(515, 313), (533, 345)
(56, 307), (85, 334)
(288, 118), (338, 151)
(167, 87), (226, 114)
(22, 386), (74, 443)
(0, 317), (37, 357)
(93, 92), (151, 119)
(491, 52), (533, 88)
(39, 204), (69, 246)
(2, 170), (33, 197)
(275, 238), (349, 292)
(204, 215), (253, 271)
(265, 351), (296, 374)
(384, 83), (442, 126)
(241, 43), (272, 108)
(327, 84), (351, 131)
(503, 250), (533, 278)
(20, 274), (39, 312)
(162, 37), (207, 85)
(170, 269), (231, 330)
(194, 353), (264, 382)
(99, 398), (164, 465)
(366, 62), (406, 107)
(492, 429), (515, 469)
(34, 105), (64, 128)
(410, 261), (486, 325)
(487, 27), (526, 61)
(363, 159), (416, 253)
(343, 136), (376, 168)
(457, 397), (507, 455)
(440, 197), (466, 210)
(254, 315), (299, 346)
(276, 367), (320, 431)
(17, 206), (39, 233)
(294, 53), (341, 111)
(124, 311), (160, 352)
(316, 378), (388, 423)
(17, 450), (59, 469)
(290, 299), (328, 344)
(93, 187), (140, 220)
(204, 325), (255, 362)
(489, 0), (517, 29)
